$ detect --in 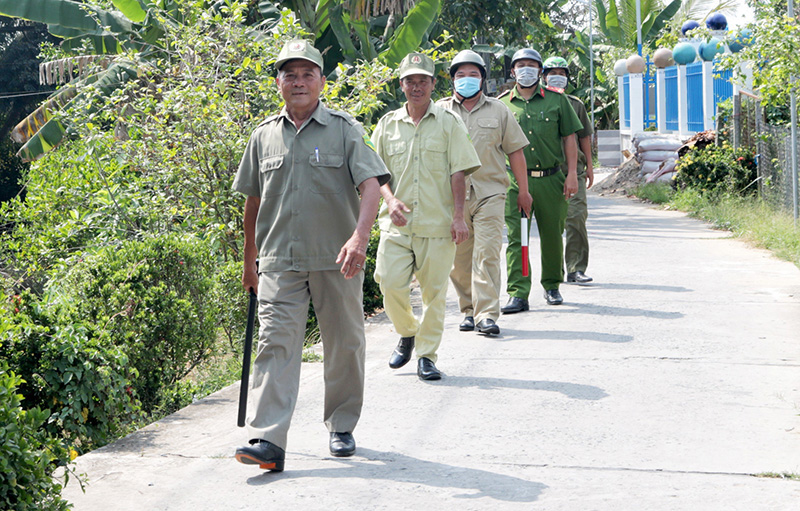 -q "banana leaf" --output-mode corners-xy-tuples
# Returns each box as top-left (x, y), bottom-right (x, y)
(379, 0), (440, 67)
(0, 0), (133, 35)
(111, 0), (148, 23)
